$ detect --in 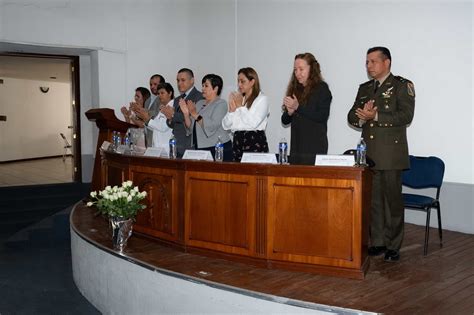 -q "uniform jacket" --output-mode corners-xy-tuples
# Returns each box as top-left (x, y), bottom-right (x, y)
(348, 73), (415, 170)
